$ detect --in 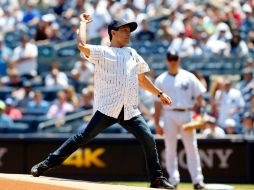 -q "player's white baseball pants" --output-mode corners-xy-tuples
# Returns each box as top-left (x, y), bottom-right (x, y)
(162, 110), (204, 185)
